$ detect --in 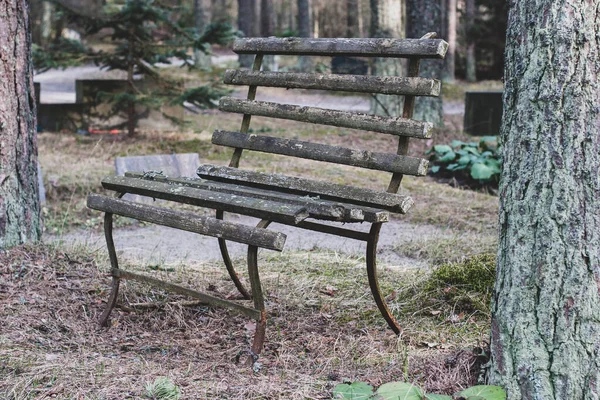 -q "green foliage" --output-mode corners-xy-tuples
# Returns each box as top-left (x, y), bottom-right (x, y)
(144, 376), (181, 400)
(425, 254), (496, 313)
(333, 382), (505, 400)
(427, 136), (501, 190)
(37, 0), (238, 135)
